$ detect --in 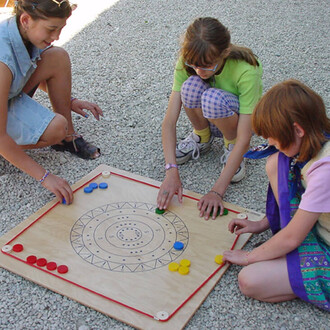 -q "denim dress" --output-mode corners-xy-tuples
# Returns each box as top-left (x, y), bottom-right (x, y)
(0, 17), (55, 145)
